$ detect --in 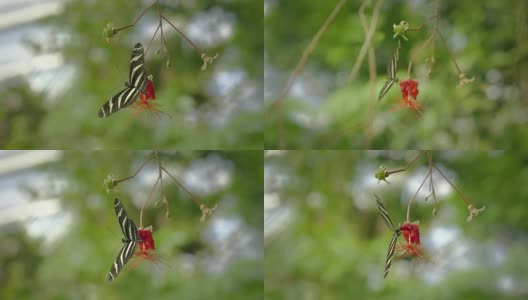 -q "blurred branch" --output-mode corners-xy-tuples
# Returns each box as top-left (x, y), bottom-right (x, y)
(105, 0), (218, 70)
(356, 0), (383, 148)
(347, 0), (384, 83)
(268, 0), (348, 148)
